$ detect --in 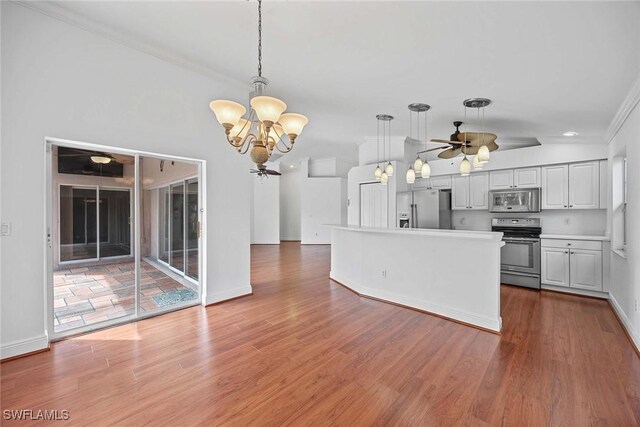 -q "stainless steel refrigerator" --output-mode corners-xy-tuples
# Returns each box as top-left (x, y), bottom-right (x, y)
(397, 189), (452, 230)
